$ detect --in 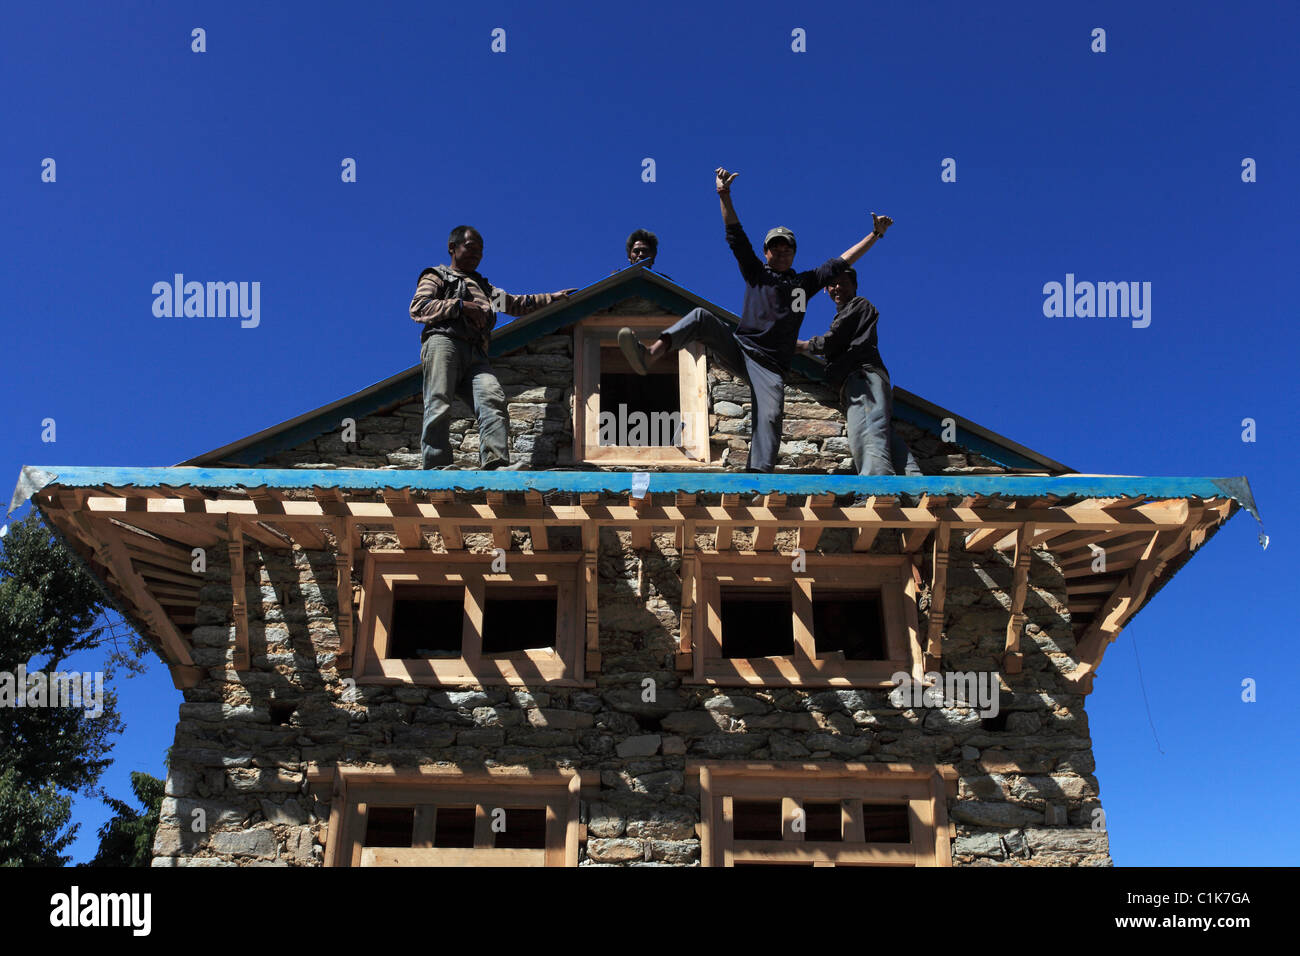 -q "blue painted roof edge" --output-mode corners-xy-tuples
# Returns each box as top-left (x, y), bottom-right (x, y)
(11, 465), (1259, 519)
